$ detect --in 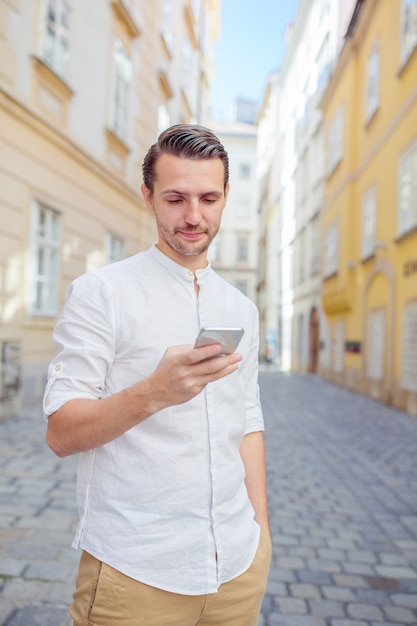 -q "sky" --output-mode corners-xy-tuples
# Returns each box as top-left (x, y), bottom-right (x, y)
(210, 0), (300, 122)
